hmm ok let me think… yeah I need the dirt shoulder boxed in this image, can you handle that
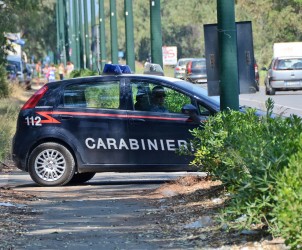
[0,164,287,250]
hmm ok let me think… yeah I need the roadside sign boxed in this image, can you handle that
[162,46,177,65]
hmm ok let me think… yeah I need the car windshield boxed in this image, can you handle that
[276,58,302,70]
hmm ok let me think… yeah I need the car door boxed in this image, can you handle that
[126,79,203,171]
[54,78,130,167]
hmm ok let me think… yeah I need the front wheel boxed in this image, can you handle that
[28,142,75,186]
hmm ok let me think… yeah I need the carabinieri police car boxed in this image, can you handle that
[12,64,221,186]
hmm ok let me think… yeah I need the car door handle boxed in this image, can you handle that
[60,115,73,120]
[131,118,146,122]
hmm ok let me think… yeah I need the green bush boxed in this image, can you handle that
[0,65,10,98]
[189,99,302,241]
[69,69,98,78]
[272,139,302,249]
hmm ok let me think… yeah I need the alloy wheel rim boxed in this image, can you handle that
[34,149,66,182]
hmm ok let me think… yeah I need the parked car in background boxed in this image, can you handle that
[263,56,302,95]
[144,62,164,76]
[185,58,207,84]
[174,58,194,79]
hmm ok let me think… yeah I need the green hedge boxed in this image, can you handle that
[272,141,302,249]
[69,69,98,78]
[188,99,302,248]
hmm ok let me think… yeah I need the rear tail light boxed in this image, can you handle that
[186,62,192,74]
[21,85,48,110]
[272,59,278,70]
[175,66,180,71]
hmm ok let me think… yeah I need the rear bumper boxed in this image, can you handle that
[271,80,302,89]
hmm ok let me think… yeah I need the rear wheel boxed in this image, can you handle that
[68,172,96,184]
[28,142,75,186]
[255,81,260,91]
[265,82,275,95]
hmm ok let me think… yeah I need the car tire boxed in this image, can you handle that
[68,172,96,185]
[265,85,275,95]
[28,142,75,186]
[265,87,276,95]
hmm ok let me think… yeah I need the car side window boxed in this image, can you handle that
[64,81,120,109]
[197,102,212,116]
[131,81,191,114]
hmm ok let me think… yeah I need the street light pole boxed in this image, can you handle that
[124,0,135,72]
[98,0,107,70]
[78,0,84,68]
[91,0,97,71]
[110,0,118,64]
[217,0,239,111]
[83,0,90,69]
[72,0,80,69]
[150,0,163,68]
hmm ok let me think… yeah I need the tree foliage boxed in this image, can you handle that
[115,0,302,66]
[0,0,56,64]
[2,1,302,69]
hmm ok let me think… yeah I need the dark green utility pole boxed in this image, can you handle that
[78,0,84,68]
[99,0,107,70]
[72,0,80,68]
[217,0,239,111]
[110,0,118,64]
[83,0,90,69]
[58,0,66,64]
[91,0,97,71]
[124,0,135,72]
[56,1,60,64]
[150,0,163,68]
[68,0,76,67]
[62,0,70,62]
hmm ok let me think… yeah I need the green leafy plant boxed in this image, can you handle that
[0,65,10,98]
[188,98,302,241]
[69,69,98,78]
[271,138,302,249]
[0,98,20,162]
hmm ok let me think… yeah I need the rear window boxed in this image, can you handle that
[63,81,120,109]
[276,58,302,70]
[192,60,206,69]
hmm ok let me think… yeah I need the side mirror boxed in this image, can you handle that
[181,104,200,123]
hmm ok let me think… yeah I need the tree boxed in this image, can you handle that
[0,0,56,64]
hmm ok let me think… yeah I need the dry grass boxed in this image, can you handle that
[0,84,33,163]
[141,175,287,249]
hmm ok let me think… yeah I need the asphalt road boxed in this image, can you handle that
[3,170,205,250]
[199,84,302,117]
[239,87,302,117]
